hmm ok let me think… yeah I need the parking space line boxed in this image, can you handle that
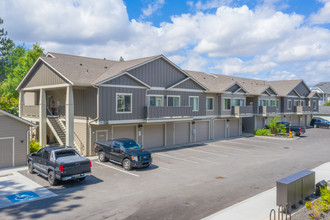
[221,140,264,148]
[238,138,277,144]
[95,162,139,177]
[207,144,249,152]
[154,153,199,164]
[188,148,228,157]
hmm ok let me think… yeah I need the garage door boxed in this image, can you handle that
[214,120,225,140]
[300,116,306,126]
[174,122,190,145]
[291,116,299,126]
[229,119,239,137]
[196,121,209,142]
[306,115,312,126]
[143,124,164,149]
[284,116,291,124]
[0,138,13,168]
[113,126,136,140]
[256,117,264,130]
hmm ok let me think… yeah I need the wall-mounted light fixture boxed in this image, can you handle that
[21,140,24,143]
[192,121,195,124]
[138,124,143,128]
[226,119,230,122]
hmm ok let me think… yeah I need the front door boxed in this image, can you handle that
[96,130,108,142]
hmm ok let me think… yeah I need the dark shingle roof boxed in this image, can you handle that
[313,82,330,94]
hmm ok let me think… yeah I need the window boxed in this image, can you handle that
[294,100,299,106]
[116,93,132,113]
[189,96,199,111]
[148,95,163,107]
[271,100,276,107]
[223,98,231,110]
[233,98,245,106]
[276,100,279,108]
[300,100,305,106]
[206,97,214,111]
[168,96,180,107]
[288,100,292,109]
[313,100,317,109]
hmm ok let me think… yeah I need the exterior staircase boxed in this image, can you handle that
[46,116,82,153]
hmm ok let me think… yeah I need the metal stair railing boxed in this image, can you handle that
[269,203,291,220]
[56,118,82,154]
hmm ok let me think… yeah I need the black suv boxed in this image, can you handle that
[310,118,330,128]
[94,138,152,170]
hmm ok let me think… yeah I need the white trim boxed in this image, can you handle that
[206,97,214,111]
[99,84,147,89]
[96,130,109,142]
[287,100,292,110]
[125,72,151,88]
[0,109,37,127]
[96,72,126,86]
[167,77,191,89]
[189,96,199,112]
[16,57,43,90]
[0,137,15,167]
[146,94,165,107]
[97,72,151,88]
[22,83,71,91]
[116,93,133,114]
[167,95,181,107]
[222,98,231,110]
[150,87,204,93]
[46,53,56,58]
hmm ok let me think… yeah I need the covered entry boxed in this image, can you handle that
[143,124,165,149]
[174,122,190,145]
[228,119,239,137]
[196,121,209,142]
[214,119,225,140]
[113,125,136,140]
[0,138,14,168]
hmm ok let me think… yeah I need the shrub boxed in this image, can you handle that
[30,140,41,153]
[305,185,330,219]
[254,128,271,136]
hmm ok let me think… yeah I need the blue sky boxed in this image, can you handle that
[1,0,330,86]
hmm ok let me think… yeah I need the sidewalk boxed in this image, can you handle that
[203,162,330,220]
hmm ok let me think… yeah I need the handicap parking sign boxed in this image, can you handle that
[6,191,40,203]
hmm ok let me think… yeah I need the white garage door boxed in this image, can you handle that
[300,116,306,127]
[229,119,239,137]
[284,116,291,124]
[143,124,164,149]
[113,126,136,140]
[291,116,299,126]
[174,122,190,145]
[256,117,264,130]
[0,138,14,168]
[214,120,225,140]
[196,121,209,142]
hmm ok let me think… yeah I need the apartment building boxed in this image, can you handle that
[17,53,319,155]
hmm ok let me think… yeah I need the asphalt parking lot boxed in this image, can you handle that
[1,128,330,220]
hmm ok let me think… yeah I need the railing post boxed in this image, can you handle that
[39,89,47,147]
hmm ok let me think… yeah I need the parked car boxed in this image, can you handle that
[277,122,306,136]
[310,118,330,128]
[27,145,92,186]
[94,138,152,170]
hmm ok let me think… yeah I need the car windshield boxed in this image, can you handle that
[55,150,78,159]
[120,140,141,150]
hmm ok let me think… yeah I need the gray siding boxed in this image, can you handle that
[294,82,310,97]
[105,74,145,87]
[99,87,146,121]
[267,88,277,95]
[288,90,298,96]
[206,94,218,115]
[74,122,88,156]
[22,63,68,88]
[73,87,97,118]
[0,115,31,167]
[174,78,204,90]
[226,84,240,92]
[219,94,246,116]
[128,58,186,87]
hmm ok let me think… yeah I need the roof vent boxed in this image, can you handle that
[105,66,108,69]
[80,64,83,66]
[210,74,218,78]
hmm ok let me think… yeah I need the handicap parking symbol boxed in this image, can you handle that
[6,191,40,203]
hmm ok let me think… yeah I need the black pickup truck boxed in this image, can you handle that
[27,145,92,185]
[94,138,152,170]
[277,122,306,136]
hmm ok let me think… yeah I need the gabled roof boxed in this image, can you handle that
[268,80,302,97]
[0,109,37,127]
[312,82,330,94]
[307,91,321,98]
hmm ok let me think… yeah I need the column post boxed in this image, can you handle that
[39,89,46,147]
[66,86,74,147]
[18,90,24,117]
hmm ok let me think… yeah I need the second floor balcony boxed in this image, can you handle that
[258,106,277,115]
[231,106,253,117]
[144,106,196,119]
[294,106,316,114]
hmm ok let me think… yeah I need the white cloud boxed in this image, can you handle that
[193,0,234,10]
[141,0,165,17]
[1,0,330,84]
[309,0,330,24]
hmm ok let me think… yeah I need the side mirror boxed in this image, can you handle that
[31,153,36,156]
[114,146,121,152]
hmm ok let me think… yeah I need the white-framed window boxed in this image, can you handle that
[148,95,164,107]
[288,100,292,109]
[206,97,214,111]
[300,100,305,106]
[223,98,231,110]
[276,100,279,108]
[271,100,276,107]
[313,100,317,109]
[233,98,245,106]
[167,95,180,107]
[189,96,199,111]
[116,93,132,113]
[259,100,270,106]
[294,100,299,106]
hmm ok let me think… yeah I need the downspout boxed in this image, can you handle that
[88,85,99,155]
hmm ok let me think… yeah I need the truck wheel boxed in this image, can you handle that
[123,158,132,170]
[48,170,58,186]
[98,151,107,162]
[28,161,35,174]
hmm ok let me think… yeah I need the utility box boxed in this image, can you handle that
[276,170,315,207]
